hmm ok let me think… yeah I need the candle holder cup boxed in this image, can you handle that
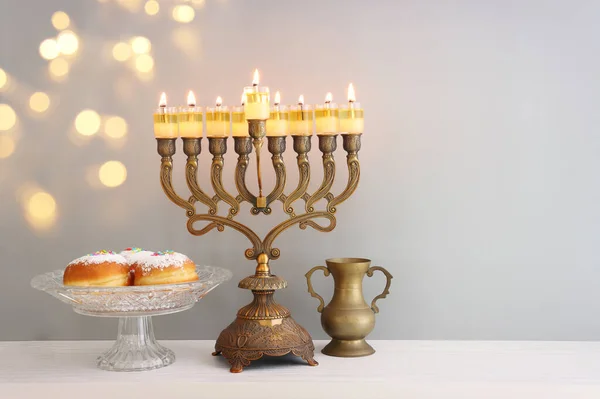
[156,118,362,372]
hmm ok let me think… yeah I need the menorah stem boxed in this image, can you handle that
[182,138,217,214]
[306,135,337,213]
[248,120,267,208]
[157,138,195,217]
[283,136,311,216]
[265,136,287,207]
[233,137,257,207]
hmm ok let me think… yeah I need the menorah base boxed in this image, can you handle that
[212,288,318,373]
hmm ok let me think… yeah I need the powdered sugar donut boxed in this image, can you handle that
[132,250,198,285]
[63,250,131,287]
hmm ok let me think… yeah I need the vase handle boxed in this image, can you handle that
[305,266,330,313]
[367,266,393,314]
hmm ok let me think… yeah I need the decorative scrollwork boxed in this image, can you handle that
[185,158,217,215]
[211,162,240,218]
[234,154,257,206]
[283,155,310,215]
[187,214,263,260]
[306,153,335,213]
[160,159,195,217]
[328,156,360,214]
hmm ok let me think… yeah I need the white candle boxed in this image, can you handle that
[289,95,313,136]
[178,91,203,138]
[315,92,339,135]
[153,92,178,138]
[266,91,288,137]
[206,96,230,137]
[339,83,364,134]
[244,69,270,120]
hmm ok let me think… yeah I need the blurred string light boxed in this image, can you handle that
[118,0,143,12]
[51,11,70,30]
[49,58,70,80]
[135,54,154,73]
[75,109,101,136]
[0,68,8,91]
[29,92,51,113]
[98,161,127,187]
[104,116,128,138]
[171,27,200,57]
[39,39,60,60]
[144,0,159,15]
[23,190,58,230]
[57,30,79,55]
[0,136,16,159]
[112,42,132,61]
[131,36,151,54]
[172,5,195,23]
[0,104,17,131]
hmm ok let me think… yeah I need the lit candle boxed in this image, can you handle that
[178,91,203,138]
[315,92,339,135]
[266,91,288,137]
[339,83,364,134]
[243,69,270,120]
[206,96,230,137]
[289,95,313,136]
[232,93,248,137]
[153,92,178,138]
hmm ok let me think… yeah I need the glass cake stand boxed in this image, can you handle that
[31,265,232,372]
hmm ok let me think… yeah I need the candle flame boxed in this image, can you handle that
[187,91,196,107]
[298,95,304,106]
[347,83,356,103]
[159,92,167,107]
[252,69,259,86]
[274,91,281,105]
[216,96,222,106]
[241,92,246,105]
[325,92,333,103]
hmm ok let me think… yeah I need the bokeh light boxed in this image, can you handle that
[0,136,16,159]
[51,11,70,30]
[191,0,206,7]
[135,54,154,73]
[0,104,17,131]
[39,39,60,60]
[172,27,200,57]
[25,191,57,230]
[112,42,132,61]
[172,5,195,23]
[0,68,8,91]
[99,161,127,187]
[48,58,70,80]
[75,109,101,136]
[57,30,79,55]
[104,116,128,138]
[29,92,51,113]
[118,0,143,12]
[144,0,159,15]
[131,36,151,54]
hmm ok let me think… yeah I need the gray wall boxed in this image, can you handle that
[1,0,600,341]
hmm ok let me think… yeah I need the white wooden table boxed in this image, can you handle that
[1,340,599,398]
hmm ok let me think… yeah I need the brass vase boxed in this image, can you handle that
[306,258,392,357]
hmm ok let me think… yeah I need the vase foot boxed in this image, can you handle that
[321,338,375,357]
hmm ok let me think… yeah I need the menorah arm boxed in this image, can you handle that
[283,136,311,216]
[233,137,257,207]
[306,135,337,213]
[263,211,336,260]
[187,214,263,260]
[328,134,361,214]
[209,138,240,218]
[183,139,218,215]
[157,139,195,217]
[265,136,287,208]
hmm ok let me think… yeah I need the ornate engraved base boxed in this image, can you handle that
[212,288,318,373]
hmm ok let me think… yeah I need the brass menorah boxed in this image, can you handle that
[156,119,361,372]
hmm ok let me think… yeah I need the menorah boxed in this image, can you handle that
[156,112,361,373]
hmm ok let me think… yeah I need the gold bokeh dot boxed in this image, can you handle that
[57,30,79,55]
[25,191,58,230]
[75,109,101,136]
[29,92,51,113]
[39,39,60,60]
[0,69,8,90]
[172,27,200,57]
[172,5,195,23]
[144,0,159,15]
[49,58,70,79]
[0,136,16,159]
[99,161,127,187]
[112,42,132,62]
[191,0,206,7]
[104,116,128,138]
[0,104,16,131]
[131,36,151,54]
[51,11,70,30]
[135,54,154,73]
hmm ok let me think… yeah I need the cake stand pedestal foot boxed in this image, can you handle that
[97,316,175,372]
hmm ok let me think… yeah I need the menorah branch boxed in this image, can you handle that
[157,138,196,217]
[209,138,240,218]
[328,134,361,213]
[283,136,311,216]
[265,136,287,208]
[306,135,337,213]
[183,138,218,215]
[233,137,258,209]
